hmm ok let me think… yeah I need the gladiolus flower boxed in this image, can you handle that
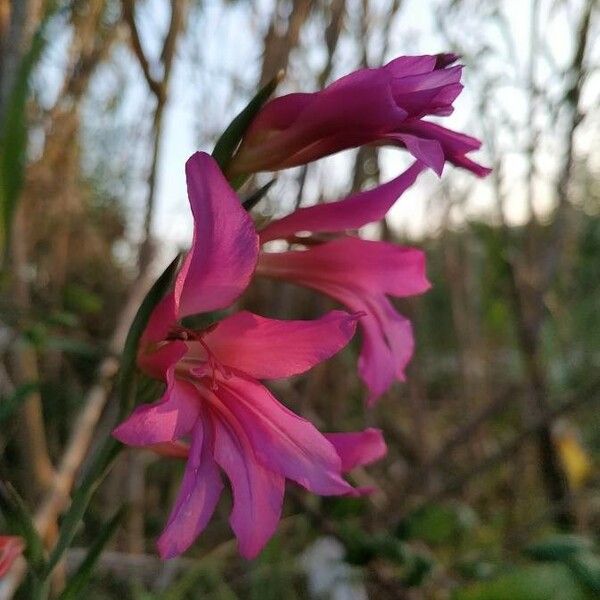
[113,152,387,559]
[229,54,490,178]
[257,162,431,405]
[0,536,25,578]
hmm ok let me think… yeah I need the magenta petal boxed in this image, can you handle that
[391,65,462,94]
[148,441,190,459]
[244,92,313,138]
[212,411,284,558]
[357,296,414,405]
[393,121,491,177]
[356,314,397,403]
[175,152,259,317]
[259,162,425,243]
[258,238,430,299]
[137,293,188,380]
[231,53,487,177]
[257,245,419,404]
[203,310,357,380]
[394,133,445,176]
[113,371,199,446]
[137,339,187,381]
[233,67,404,173]
[384,55,438,77]
[157,419,223,559]
[140,292,177,345]
[219,375,356,496]
[0,536,25,578]
[325,429,387,472]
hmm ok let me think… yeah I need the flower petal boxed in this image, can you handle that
[390,121,491,178]
[211,407,284,558]
[394,133,445,175]
[257,247,418,404]
[0,536,25,578]
[175,152,259,317]
[203,309,357,380]
[157,417,223,559]
[148,441,190,459]
[112,370,199,446]
[258,237,430,299]
[218,375,357,496]
[259,162,425,243]
[244,92,313,138]
[140,292,177,345]
[324,429,387,472]
[384,54,439,77]
[232,65,405,173]
[137,292,188,380]
[230,54,483,175]
[357,295,414,405]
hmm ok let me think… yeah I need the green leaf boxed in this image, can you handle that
[396,503,476,545]
[58,505,127,600]
[341,526,408,566]
[118,254,180,417]
[46,311,80,329]
[64,284,103,315]
[43,438,121,577]
[524,534,594,562]
[46,336,104,359]
[23,322,49,347]
[0,1,59,258]
[212,72,282,182]
[0,381,39,422]
[0,480,46,576]
[453,564,592,600]
[339,524,379,565]
[402,553,434,588]
[162,560,238,600]
[566,553,600,595]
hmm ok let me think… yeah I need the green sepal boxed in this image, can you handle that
[242,178,276,211]
[211,72,282,184]
[118,254,181,417]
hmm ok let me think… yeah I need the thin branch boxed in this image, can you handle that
[160,0,186,79]
[122,0,165,100]
[420,387,599,505]
[122,0,190,271]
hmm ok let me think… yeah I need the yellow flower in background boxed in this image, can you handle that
[553,421,593,490]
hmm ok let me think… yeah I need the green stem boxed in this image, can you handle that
[30,574,50,600]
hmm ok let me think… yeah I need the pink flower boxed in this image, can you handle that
[0,536,25,578]
[230,54,490,178]
[113,152,386,559]
[256,162,431,405]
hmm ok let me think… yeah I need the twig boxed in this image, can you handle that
[415,390,513,481]
[10,189,55,498]
[419,389,599,505]
[122,0,190,271]
[121,0,164,100]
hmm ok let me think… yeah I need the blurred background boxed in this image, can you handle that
[1,0,599,598]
